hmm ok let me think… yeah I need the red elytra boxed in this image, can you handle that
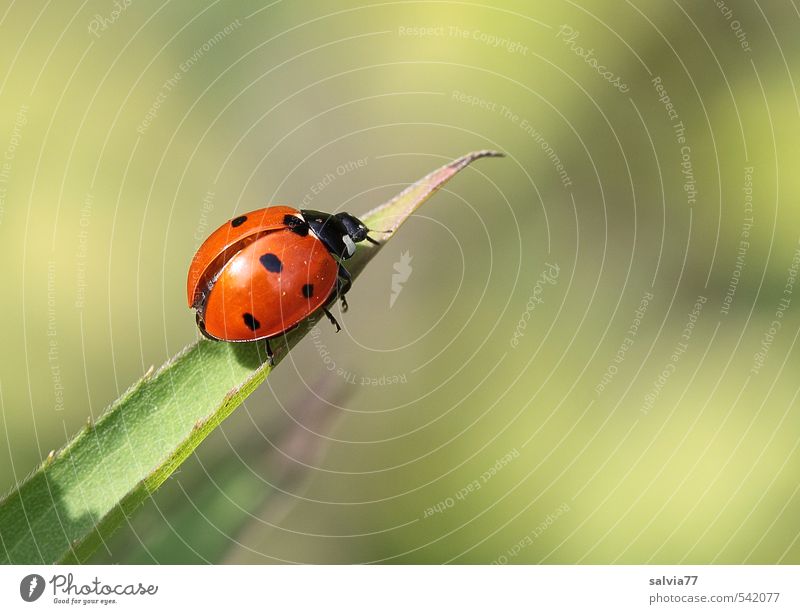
[187,205,377,350]
[186,206,298,309]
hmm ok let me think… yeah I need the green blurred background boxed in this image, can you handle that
[1,0,799,563]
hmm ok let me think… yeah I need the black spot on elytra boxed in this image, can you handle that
[259,253,282,273]
[302,283,314,298]
[231,215,247,227]
[243,312,260,330]
[284,214,309,236]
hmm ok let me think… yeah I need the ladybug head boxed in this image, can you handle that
[301,209,384,260]
[335,212,369,243]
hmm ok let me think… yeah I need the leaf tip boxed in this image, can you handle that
[449,150,505,172]
[471,149,505,159]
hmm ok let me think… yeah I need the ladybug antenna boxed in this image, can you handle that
[366,228,392,245]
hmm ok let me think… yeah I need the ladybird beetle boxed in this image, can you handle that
[187,206,383,363]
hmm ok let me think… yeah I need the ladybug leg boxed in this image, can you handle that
[321,265,349,329]
[336,264,352,312]
[264,338,275,366]
[322,307,342,333]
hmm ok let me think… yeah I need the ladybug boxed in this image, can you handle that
[187,206,383,363]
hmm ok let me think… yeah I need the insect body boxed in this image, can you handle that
[187,206,380,362]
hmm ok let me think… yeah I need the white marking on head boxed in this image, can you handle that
[343,234,356,257]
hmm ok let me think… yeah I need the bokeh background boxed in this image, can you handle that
[1,0,799,563]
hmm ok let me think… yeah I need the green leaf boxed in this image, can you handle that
[94,381,350,564]
[0,150,503,564]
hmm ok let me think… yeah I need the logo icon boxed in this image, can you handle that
[20,574,46,602]
[390,251,413,308]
